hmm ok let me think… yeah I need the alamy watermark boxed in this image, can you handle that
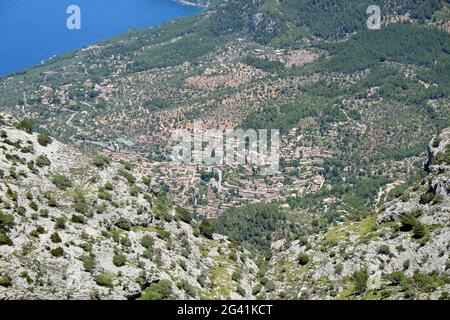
[170,121,280,176]
[367,5,381,30]
[67,5,81,30]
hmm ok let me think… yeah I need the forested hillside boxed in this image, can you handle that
[0,0,450,300]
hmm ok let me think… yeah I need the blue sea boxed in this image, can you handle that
[0,0,201,76]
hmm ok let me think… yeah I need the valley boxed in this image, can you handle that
[0,0,450,300]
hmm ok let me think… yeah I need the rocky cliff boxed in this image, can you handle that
[263,130,450,300]
[0,116,257,300]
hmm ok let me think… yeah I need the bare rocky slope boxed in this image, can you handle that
[0,114,449,300]
[0,115,257,300]
[263,130,450,300]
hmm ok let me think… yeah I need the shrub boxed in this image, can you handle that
[298,253,310,266]
[93,154,111,169]
[48,197,58,207]
[419,192,442,205]
[0,230,13,246]
[177,279,196,298]
[334,263,344,275]
[178,259,187,271]
[140,280,173,300]
[140,235,154,249]
[98,189,112,201]
[116,218,131,231]
[400,214,427,239]
[265,280,276,292]
[118,169,136,184]
[439,292,449,300]
[73,199,89,214]
[197,271,208,287]
[52,174,72,190]
[82,255,96,273]
[0,212,15,230]
[387,271,406,285]
[50,247,64,257]
[252,283,263,295]
[175,206,192,223]
[36,155,50,167]
[55,217,66,229]
[16,206,26,215]
[377,245,391,255]
[29,202,38,211]
[37,133,52,146]
[237,286,246,297]
[104,182,114,190]
[113,253,126,267]
[228,251,238,262]
[130,185,139,197]
[199,218,215,239]
[403,259,411,270]
[232,269,243,282]
[94,273,114,288]
[71,214,86,224]
[412,222,427,239]
[432,136,441,148]
[16,118,33,133]
[0,275,12,287]
[39,209,49,218]
[352,269,369,294]
[412,270,438,292]
[433,145,450,165]
[50,232,62,243]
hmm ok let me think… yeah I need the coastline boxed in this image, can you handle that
[0,1,204,77]
[175,0,209,8]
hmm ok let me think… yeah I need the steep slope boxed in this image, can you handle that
[0,115,257,300]
[263,131,450,300]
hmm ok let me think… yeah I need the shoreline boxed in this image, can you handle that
[175,0,209,8]
[1,2,205,78]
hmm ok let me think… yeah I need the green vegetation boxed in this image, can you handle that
[377,245,391,256]
[118,169,136,184]
[37,133,52,146]
[15,118,33,133]
[36,155,50,167]
[50,232,62,243]
[0,211,14,230]
[116,218,131,231]
[243,55,286,75]
[352,269,369,294]
[175,206,192,223]
[400,214,428,239]
[0,230,13,246]
[50,247,65,257]
[199,218,215,239]
[113,253,126,267]
[93,154,111,169]
[94,273,115,288]
[0,275,12,287]
[216,203,285,252]
[82,255,96,273]
[297,253,310,266]
[140,235,155,249]
[140,279,173,300]
[52,174,72,190]
[433,145,450,165]
[71,214,86,224]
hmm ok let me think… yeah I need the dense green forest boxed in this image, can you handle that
[216,203,286,252]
